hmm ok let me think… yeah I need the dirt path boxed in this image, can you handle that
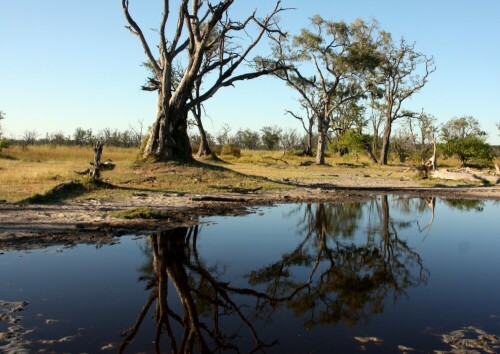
[0,175,499,249]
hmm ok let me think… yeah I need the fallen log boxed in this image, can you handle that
[430,169,500,184]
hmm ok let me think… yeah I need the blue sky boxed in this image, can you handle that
[0,0,499,144]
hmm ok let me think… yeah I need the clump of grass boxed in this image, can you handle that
[19,177,115,204]
[108,207,166,220]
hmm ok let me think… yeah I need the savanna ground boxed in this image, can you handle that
[0,145,499,247]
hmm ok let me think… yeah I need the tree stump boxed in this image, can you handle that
[89,141,104,179]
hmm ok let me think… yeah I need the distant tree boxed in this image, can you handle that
[46,131,69,146]
[129,119,145,147]
[22,130,38,145]
[215,124,232,147]
[335,129,371,162]
[261,126,282,150]
[402,112,437,163]
[0,111,8,152]
[441,116,492,167]
[280,128,301,152]
[285,98,317,156]
[234,128,260,150]
[122,0,288,162]
[272,17,381,164]
[0,110,5,138]
[371,36,435,165]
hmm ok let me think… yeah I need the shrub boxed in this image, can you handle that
[220,143,241,157]
[0,139,10,152]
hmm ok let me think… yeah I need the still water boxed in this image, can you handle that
[1,196,499,353]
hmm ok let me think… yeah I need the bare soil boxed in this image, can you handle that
[1,173,499,250]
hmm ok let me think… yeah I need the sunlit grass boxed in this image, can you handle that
[0,144,481,203]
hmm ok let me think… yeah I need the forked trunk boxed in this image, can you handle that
[142,93,193,162]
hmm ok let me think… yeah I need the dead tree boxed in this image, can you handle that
[424,139,438,171]
[89,141,104,179]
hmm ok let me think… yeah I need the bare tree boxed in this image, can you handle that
[285,98,317,156]
[128,119,145,147]
[122,0,289,162]
[371,37,435,165]
[22,130,38,146]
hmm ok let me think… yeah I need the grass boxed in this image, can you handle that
[107,207,167,220]
[0,144,492,203]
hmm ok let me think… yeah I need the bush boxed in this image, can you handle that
[220,143,241,158]
[0,139,10,152]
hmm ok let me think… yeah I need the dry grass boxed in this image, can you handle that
[0,145,134,202]
[0,145,474,203]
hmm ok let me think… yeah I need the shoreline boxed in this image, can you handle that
[0,181,499,250]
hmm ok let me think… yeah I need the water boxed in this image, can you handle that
[1,196,499,353]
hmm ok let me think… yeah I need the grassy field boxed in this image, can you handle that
[0,144,483,203]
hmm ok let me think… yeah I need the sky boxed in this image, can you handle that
[0,0,499,144]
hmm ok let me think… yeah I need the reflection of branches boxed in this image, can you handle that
[417,197,436,240]
[121,197,431,352]
[250,199,429,329]
[120,227,279,354]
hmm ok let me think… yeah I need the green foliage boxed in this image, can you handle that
[442,135,492,167]
[441,116,492,166]
[261,126,282,150]
[233,128,260,150]
[220,144,241,158]
[442,199,484,212]
[108,207,167,220]
[0,139,10,152]
[334,130,370,160]
[336,130,366,151]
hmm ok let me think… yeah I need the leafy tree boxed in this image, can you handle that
[441,116,492,167]
[272,16,382,164]
[122,0,288,162]
[371,36,435,165]
[261,126,282,150]
[234,128,260,150]
[335,130,372,162]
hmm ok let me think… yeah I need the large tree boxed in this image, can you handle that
[372,37,435,165]
[122,0,288,162]
[272,17,381,164]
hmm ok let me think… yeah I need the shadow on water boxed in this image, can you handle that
[119,195,431,353]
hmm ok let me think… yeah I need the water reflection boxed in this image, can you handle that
[120,226,280,353]
[250,196,429,328]
[120,196,433,353]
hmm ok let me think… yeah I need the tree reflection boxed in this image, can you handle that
[120,197,431,352]
[120,226,280,354]
[249,197,429,328]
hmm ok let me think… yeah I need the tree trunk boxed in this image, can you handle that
[315,120,327,165]
[379,117,392,165]
[303,126,314,157]
[194,108,213,158]
[196,132,212,158]
[142,93,193,162]
[363,141,378,163]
